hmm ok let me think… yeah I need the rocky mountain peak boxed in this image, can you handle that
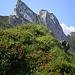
[9,0,36,26]
[39,9,68,41]
[9,0,68,41]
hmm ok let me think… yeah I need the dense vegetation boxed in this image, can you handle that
[0,23,75,75]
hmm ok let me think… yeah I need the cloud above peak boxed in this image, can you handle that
[60,23,75,35]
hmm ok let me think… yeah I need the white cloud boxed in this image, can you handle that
[60,23,75,35]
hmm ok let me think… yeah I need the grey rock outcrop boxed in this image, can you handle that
[60,40,70,52]
[9,0,68,41]
[70,32,75,37]
[9,0,36,26]
[39,9,68,41]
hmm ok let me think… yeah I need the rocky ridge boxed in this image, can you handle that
[9,0,36,26]
[9,0,68,41]
[39,10,67,41]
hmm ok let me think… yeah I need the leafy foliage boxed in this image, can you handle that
[0,23,75,75]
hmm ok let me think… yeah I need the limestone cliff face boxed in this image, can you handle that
[9,0,36,26]
[39,9,68,41]
[9,0,68,41]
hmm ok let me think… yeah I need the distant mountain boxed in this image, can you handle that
[67,32,75,52]
[0,16,8,20]
[70,32,75,37]
[0,16,9,29]
[9,0,68,41]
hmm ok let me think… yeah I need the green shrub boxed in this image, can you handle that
[0,23,75,75]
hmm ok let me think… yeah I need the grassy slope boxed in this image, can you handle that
[0,23,75,75]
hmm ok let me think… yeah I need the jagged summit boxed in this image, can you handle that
[17,0,21,2]
[9,0,36,26]
[39,9,68,41]
[9,0,68,41]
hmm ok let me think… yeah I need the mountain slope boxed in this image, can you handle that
[0,24,75,75]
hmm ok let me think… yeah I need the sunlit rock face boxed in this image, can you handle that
[39,9,68,41]
[9,0,36,26]
[9,0,68,41]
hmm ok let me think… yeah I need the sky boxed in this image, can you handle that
[0,0,75,35]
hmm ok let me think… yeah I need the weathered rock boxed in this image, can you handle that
[9,0,67,41]
[9,0,36,26]
[9,0,74,54]
[60,40,70,52]
[39,9,68,41]
[59,40,74,55]
[70,32,75,37]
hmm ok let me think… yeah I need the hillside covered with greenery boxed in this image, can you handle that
[0,23,75,75]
